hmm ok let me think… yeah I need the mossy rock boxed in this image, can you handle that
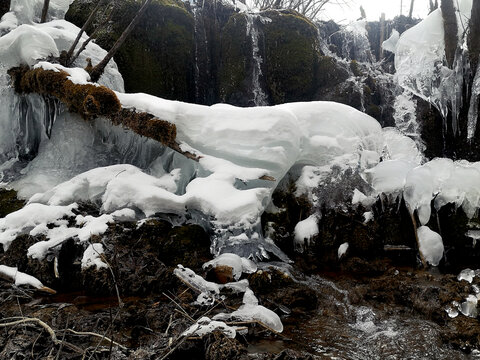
[263,10,320,104]
[218,13,250,105]
[0,189,24,218]
[66,0,195,101]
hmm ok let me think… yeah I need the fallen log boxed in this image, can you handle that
[7,65,200,161]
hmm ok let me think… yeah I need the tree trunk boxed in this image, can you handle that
[408,0,415,18]
[441,0,457,69]
[89,0,153,82]
[379,13,385,61]
[40,0,50,23]
[468,0,480,71]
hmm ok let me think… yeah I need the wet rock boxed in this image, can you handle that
[0,188,24,218]
[204,331,247,360]
[262,10,321,104]
[66,0,195,100]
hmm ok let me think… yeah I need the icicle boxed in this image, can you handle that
[467,62,480,140]
[245,13,268,106]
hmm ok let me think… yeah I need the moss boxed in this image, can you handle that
[316,56,349,89]
[248,268,294,295]
[109,109,176,146]
[350,60,364,77]
[262,10,320,104]
[219,13,249,104]
[8,66,121,119]
[66,0,195,100]
[0,189,24,218]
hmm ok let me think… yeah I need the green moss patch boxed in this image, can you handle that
[66,0,195,100]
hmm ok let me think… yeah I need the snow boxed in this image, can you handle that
[417,226,444,266]
[0,203,77,250]
[34,61,91,85]
[0,25,59,67]
[294,215,319,252]
[213,288,283,332]
[81,243,108,270]
[182,317,237,339]
[203,253,257,281]
[0,264,45,289]
[338,242,349,259]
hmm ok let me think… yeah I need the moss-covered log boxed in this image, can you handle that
[8,65,121,119]
[7,66,199,161]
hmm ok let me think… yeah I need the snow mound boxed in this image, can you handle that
[417,226,444,266]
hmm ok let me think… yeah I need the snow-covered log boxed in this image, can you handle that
[6,65,200,160]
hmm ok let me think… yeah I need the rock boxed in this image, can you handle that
[0,189,24,218]
[262,10,321,104]
[66,0,195,100]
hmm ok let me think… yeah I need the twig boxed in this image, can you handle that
[0,317,83,354]
[55,315,69,360]
[63,328,127,350]
[163,292,192,320]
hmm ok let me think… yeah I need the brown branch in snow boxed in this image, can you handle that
[7,65,200,161]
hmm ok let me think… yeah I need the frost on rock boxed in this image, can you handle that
[81,243,108,270]
[417,226,444,266]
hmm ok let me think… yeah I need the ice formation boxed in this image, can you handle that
[417,226,444,266]
[382,29,399,54]
[458,268,475,283]
[395,1,473,135]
